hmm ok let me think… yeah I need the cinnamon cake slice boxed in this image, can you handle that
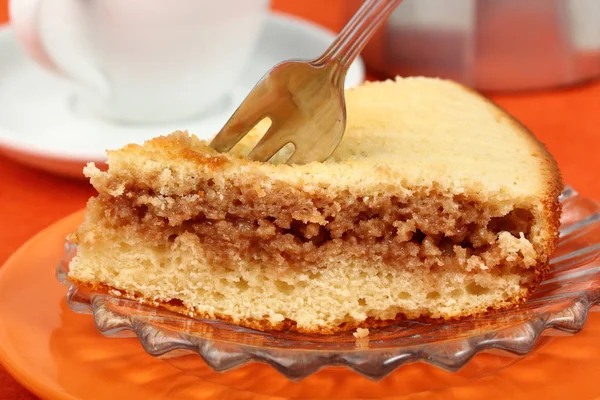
[68,77,562,334]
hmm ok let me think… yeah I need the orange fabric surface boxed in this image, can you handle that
[0,1,599,399]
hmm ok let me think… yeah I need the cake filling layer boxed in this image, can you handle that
[84,190,538,274]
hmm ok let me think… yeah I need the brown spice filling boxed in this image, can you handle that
[97,186,534,270]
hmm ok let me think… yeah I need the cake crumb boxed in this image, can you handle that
[353,328,370,339]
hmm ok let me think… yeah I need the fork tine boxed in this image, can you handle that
[247,123,293,162]
[210,82,271,153]
[286,144,317,165]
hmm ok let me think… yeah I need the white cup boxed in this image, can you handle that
[9,0,269,123]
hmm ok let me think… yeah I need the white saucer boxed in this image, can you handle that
[0,13,365,178]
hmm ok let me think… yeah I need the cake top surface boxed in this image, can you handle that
[87,77,561,206]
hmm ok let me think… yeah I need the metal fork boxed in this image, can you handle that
[209,0,403,164]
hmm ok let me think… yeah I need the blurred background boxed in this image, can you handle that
[0,1,599,398]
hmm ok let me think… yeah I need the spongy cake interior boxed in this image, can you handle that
[68,77,562,334]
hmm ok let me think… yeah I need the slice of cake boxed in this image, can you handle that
[68,77,562,334]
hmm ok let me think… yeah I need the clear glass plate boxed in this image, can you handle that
[56,186,600,381]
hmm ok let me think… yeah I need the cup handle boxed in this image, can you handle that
[9,0,109,97]
[9,0,59,71]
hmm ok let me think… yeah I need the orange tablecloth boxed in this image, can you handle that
[0,1,599,399]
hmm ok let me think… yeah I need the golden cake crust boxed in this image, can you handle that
[88,78,562,203]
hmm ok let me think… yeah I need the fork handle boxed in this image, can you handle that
[312,0,403,81]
